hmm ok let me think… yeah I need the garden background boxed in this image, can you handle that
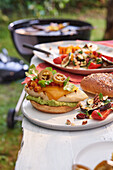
[0,0,108,169]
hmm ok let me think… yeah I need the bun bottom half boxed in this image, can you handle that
[30,100,80,114]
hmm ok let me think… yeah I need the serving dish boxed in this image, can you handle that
[73,141,113,169]
[33,40,113,75]
[22,91,113,131]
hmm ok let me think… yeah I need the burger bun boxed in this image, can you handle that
[30,100,80,114]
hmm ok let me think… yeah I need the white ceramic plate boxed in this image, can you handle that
[74,141,113,169]
[22,98,113,131]
[33,40,113,75]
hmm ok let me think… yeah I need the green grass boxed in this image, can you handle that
[0,21,24,170]
[57,8,106,41]
[0,81,23,170]
[0,24,21,59]
[0,8,106,170]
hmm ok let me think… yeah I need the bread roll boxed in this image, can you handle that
[30,100,80,114]
[80,73,113,97]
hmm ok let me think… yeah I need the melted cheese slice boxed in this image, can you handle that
[41,86,71,100]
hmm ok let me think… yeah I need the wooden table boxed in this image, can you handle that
[15,56,113,170]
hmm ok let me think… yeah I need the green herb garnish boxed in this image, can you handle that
[97,111,102,117]
[46,67,57,75]
[104,99,111,104]
[78,50,83,54]
[64,77,70,86]
[99,93,103,100]
[96,58,103,64]
[38,79,53,87]
[25,64,38,80]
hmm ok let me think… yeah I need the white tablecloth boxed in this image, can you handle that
[15,56,113,170]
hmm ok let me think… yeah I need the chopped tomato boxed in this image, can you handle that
[21,77,31,84]
[35,78,39,84]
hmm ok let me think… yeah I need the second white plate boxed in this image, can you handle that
[74,141,113,169]
[33,40,113,75]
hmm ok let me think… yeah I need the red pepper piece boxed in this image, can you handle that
[53,54,68,64]
[101,103,113,120]
[93,51,102,58]
[102,55,113,62]
[91,104,113,121]
[98,53,102,58]
[53,56,62,64]
[93,51,99,57]
[60,54,68,60]
[93,51,113,62]
[88,62,102,69]
[101,109,112,120]
[91,109,103,120]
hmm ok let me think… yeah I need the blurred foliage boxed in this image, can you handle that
[68,0,107,8]
[0,0,107,18]
[27,0,70,16]
[0,10,9,23]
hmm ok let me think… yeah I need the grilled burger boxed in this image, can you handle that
[22,65,88,113]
